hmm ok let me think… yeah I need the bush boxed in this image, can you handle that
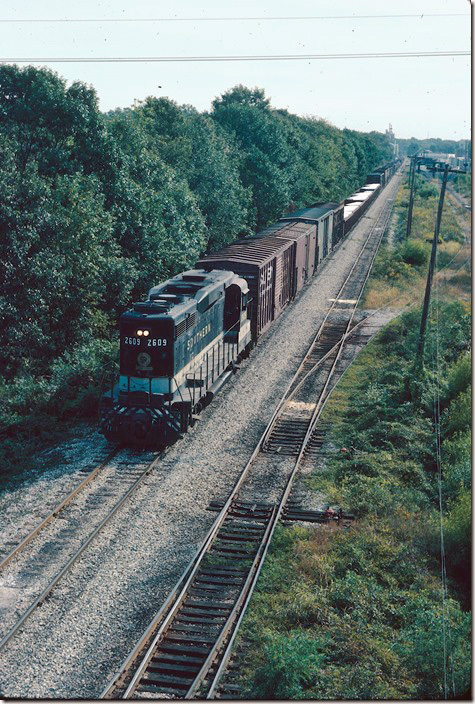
[0,338,118,478]
[417,180,438,199]
[400,240,429,267]
[443,487,471,601]
[251,631,327,699]
[395,595,471,698]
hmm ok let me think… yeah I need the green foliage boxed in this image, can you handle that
[443,487,471,605]
[400,239,429,267]
[128,97,252,251]
[0,338,117,477]
[444,352,471,402]
[0,66,394,474]
[451,173,471,200]
[370,239,429,290]
[251,631,327,700]
[240,514,471,699]
[416,179,439,200]
[397,137,469,159]
[238,304,471,700]
[394,595,471,698]
[212,87,391,227]
[441,431,471,505]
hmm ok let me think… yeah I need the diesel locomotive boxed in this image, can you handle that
[101,269,251,445]
[100,160,400,446]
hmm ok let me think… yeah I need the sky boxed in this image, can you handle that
[0,0,471,140]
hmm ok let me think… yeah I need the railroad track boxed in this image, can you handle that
[0,448,163,652]
[101,170,402,700]
[0,448,119,571]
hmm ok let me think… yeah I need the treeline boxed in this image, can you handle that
[397,136,470,158]
[0,65,392,466]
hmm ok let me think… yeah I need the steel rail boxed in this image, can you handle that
[100,304,398,699]
[204,183,399,699]
[99,316,379,698]
[0,450,165,652]
[118,416,281,697]
[111,171,401,700]
[0,448,119,571]
[261,180,401,447]
[103,187,396,698]
[99,502,247,699]
[205,271,394,699]
[182,507,278,698]
[260,165,403,446]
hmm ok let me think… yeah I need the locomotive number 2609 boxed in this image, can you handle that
[124,337,167,346]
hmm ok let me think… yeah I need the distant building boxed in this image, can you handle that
[385,123,399,158]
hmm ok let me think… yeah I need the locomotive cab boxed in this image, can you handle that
[100,269,251,446]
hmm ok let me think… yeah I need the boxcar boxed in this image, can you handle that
[270,221,317,292]
[279,202,341,269]
[196,234,295,341]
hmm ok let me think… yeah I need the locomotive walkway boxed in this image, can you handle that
[0,167,404,699]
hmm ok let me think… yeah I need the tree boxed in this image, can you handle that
[130,97,251,251]
[0,64,116,179]
[212,86,292,227]
[0,145,127,377]
[105,109,207,295]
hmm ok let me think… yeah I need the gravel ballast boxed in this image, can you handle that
[0,172,404,699]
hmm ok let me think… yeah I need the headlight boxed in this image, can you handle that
[137,330,143,336]
[143,330,150,336]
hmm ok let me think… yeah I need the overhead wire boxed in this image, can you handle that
[431,270,449,698]
[0,50,470,64]
[0,13,468,22]
[435,201,459,698]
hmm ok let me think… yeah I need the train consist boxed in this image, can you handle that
[100,160,400,445]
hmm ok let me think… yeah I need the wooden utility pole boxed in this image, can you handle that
[405,152,426,239]
[405,156,417,239]
[416,163,467,364]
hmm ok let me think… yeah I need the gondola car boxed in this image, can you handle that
[100,161,399,446]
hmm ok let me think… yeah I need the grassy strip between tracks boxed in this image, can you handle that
[235,176,471,700]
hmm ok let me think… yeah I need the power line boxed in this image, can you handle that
[0,50,470,64]
[0,13,468,23]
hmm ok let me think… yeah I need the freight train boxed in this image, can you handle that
[100,160,400,445]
